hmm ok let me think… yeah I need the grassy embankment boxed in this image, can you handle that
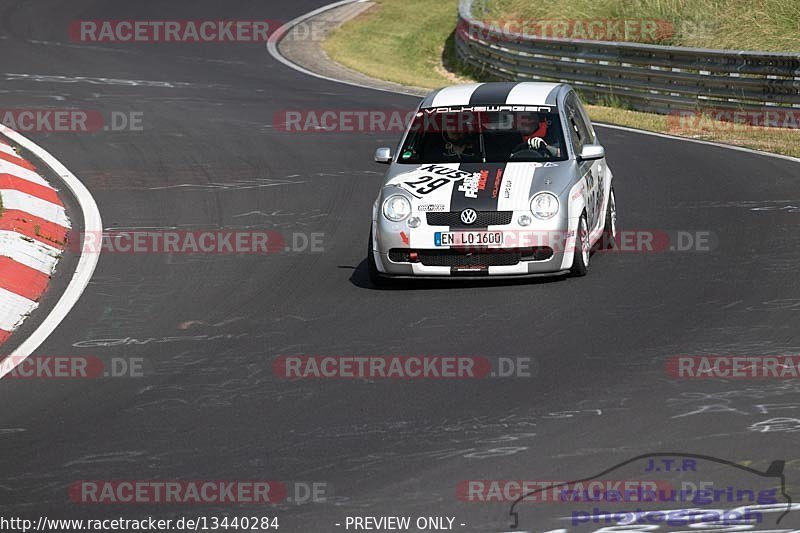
[324,0,800,157]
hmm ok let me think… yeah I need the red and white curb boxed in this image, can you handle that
[0,124,102,378]
[0,138,70,345]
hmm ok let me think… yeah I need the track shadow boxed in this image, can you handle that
[344,259,569,291]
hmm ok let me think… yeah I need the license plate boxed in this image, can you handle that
[434,231,504,246]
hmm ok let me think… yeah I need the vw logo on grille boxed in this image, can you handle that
[460,208,477,225]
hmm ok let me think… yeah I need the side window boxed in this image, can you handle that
[565,92,592,157]
[564,93,586,155]
[572,93,596,144]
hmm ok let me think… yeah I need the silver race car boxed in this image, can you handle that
[368,82,617,283]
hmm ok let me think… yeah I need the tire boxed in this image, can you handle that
[367,226,387,287]
[600,185,617,249]
[570,212,590,277]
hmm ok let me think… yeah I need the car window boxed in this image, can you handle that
[564,93,592,157]
[572,93,596,144]
[563,96,583,155]
[397,110,568,164]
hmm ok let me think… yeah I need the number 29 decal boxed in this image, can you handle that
[403,175,450,196]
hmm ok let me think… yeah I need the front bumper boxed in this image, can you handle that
[372,211,575,277]
[373,269,571,281]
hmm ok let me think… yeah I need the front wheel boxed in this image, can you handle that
[570,212,590,277]
[600,185,617,249]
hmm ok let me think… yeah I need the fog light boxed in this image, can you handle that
[518,214,532,226]
[408,216,421,228]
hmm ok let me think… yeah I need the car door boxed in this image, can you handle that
[573,94,606,233]
[565,92,604,232]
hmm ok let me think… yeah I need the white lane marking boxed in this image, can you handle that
[268,0,800,166]
[0,230,60,274]
[0,124,103,379]
[0,287,37,331]
[0,189,69,227]
[0,159,55,188]
[2,73,192,88]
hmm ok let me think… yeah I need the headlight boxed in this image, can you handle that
[383,194,412,222]
[530,192,559,220]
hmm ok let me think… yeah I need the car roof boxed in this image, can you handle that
[419,82,567,109]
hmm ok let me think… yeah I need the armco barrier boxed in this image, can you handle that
[455,0,800,120]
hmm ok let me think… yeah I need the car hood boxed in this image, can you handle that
[382,161,576,212]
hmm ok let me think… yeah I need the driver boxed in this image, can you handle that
[519,112,549,149]
[442,119,477,158]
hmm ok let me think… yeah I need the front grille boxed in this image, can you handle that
[419,250,521,267]
[388,250,411,263]
[521,247,554,261]
[418,249,520,267]
[426,211,513,227]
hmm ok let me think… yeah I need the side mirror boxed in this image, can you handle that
[577,144,605,162]
[374,147,393,164]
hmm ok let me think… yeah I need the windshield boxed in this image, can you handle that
[398,108,567,164]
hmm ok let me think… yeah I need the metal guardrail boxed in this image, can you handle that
[455,0,800,118]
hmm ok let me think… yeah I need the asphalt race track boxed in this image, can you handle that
[1,1,799,531]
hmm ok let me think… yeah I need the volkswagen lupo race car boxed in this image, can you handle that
[368,81,617,283]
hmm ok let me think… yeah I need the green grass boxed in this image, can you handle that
[324,0,465,89]
[479,0,800,51]
[324,0,800,157]
[584,105,800,158]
